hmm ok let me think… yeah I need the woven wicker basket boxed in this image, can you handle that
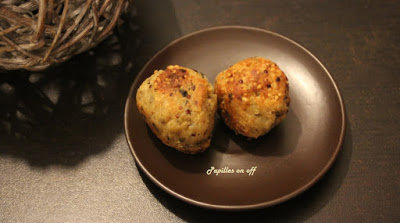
[0,0,126,71]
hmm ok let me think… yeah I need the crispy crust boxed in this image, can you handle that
[136,65,217,154]
[214,57,290,138]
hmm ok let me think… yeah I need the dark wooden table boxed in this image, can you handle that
[1,0,399,222]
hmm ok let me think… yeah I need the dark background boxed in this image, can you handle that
[1,0,399,222]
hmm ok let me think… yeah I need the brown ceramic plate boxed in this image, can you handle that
[124,26,345,210]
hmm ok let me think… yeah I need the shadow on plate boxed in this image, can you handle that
[216,110,301,157]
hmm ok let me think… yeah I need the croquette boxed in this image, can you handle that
[136,65,217,154]
[214,57,290,138]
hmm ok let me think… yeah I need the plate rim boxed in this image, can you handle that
[124,25,346,211]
